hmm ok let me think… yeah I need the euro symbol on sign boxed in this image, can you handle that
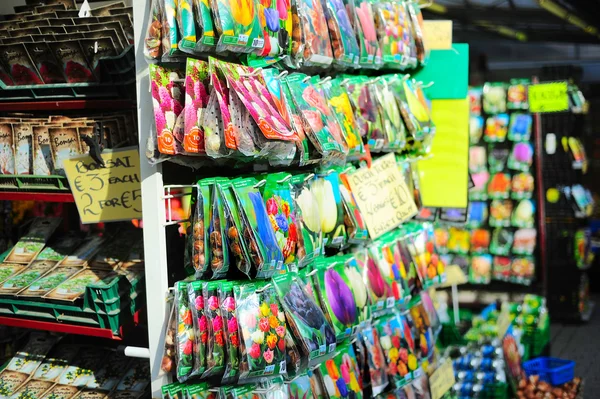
[74,176,85,192]
[121,191,131,209]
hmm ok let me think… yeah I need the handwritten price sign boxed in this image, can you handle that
[64,147,142,224]
[423,20,453,50]
[347,153,418,239]
[430,359,456,399]
[528,81,569,113]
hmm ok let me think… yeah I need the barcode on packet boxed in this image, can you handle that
[252,38,265,48]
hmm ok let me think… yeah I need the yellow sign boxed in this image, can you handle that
[418,98,469,208]
[423,20,453,50]
[347,153,417,239]
[496,309,512,339]
[430,358,456,399]
[64,147,142,224]
[529,81,569,113]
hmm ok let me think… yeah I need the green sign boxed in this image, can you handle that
[528,82,569,113]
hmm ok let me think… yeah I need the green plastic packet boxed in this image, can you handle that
[202,280,226,378]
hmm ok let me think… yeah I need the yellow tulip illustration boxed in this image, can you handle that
[231,0,255,27]
[404,81,429,122]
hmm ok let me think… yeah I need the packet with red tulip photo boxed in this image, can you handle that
[202,281,226,379]
[183,58,209,154]
[175,281,194,382]
[187,281,208,379]
[219,282,240,384]
[344,0,381,69]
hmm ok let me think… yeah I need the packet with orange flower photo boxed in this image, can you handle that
[358,326,389,395]
[318,343,363,399]
[291,0,334,68]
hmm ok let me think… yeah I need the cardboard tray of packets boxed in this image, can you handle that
[0,331,150,399]
[0,1,135,100]
[0,111,138,182]
[0,218,145,336]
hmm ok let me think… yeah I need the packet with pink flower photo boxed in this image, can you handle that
[183,59,210,154]
[187,281,208,379]
[202,280,226,379]
[149,63,185,155]
[344,0,381,68]
[234,282,287,382]
[48,40,96,83]
[219,282,240,384]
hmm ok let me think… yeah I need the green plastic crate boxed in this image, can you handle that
[479,382,509,399]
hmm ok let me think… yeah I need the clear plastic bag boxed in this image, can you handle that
[144,0,163,59]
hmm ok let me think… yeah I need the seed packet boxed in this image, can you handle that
[396,237,422,298]
[469,254,492,284]
[433,227,448,255]
[56,344,105,386]
[469,87,482,115]
[291,0,333,68]
[376,314,420,387]
[176,0,196,54]
[413,207,436,222]
[218,282,240,384]
[358,327,388,395]
[482,82,506,114]
[507,80,529,110]
[488,147,509,173]
[488,172,511,200]
[322,0,360,68]
[48,127,81,173]
[60,236,104,267]
[512,199,535,228]
[161,293,176,374]
[345,0,380,68]
[233,177,284,278]
[339,170,369,244]
[44,268,117,302]
[234,282,287,381]
[182,59,209,154]
[313,173,346,248]
[323,77,365,157]
[17,265,81,297]
[208,180,230,278]
[373,1,411,69]
[87,352,132,391]
[406,1,428,65]
[48,40,95,83]
[220,182,253,278]
[484,114,509,143]
[492,256,511,281]
[318,343,363,399]
[0,62,14,86]
[79,37,118,79]
[469,116,483,144]
[489,229,513,256]
[0,43,43,85]
[84,27,124,53]
[211,0,263,54]
[470,229,490,254]
[149,64,184,155]
[407,225,446,287]
[507,142,533,172]
[469,146,486,173]
[32,126,54,175]
[489,200,512,227]
[186,282,207,380]
[290,174,322,268]
[511,257,534,284]
[368,241,407,307]
[354,248,391,314]
[262,173,299,269]
[512,228,536,255]
[313,259,358,341]
[373,79,406,151]
[144,0,162,59]
[5,217,62,264]
[507,113,532,142]
[201,281,226,379]
[273,272,336,368]
[13,123,32,175]
[445,227,470,255]
[8,379,53,399]
[0,370,29,398]
[407,301,433,362]
[23,42,65,84]
[511,172,534,200]
[0,263,26,287]
[467,201,488,228]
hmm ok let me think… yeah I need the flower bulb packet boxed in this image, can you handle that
[470,254,492,284]
[291,0,334,68]
[470,115,484,144]
[433,227,448,255]
[358,327,389,395]
[406,225,446,287]
[161,0,180,57]
[175,281,195,382]
[368,240,408,307]
[490,228,513,256]
[344,258,370,322]
[210,178,231,279]
[489,199,512,227]
[389,77,429,142]
[343,76,383,146]
[323,77,365,157]
[262,173,299,269]
[482,82,507,114]
[191,0,216,51]
[273,272,336,368]
[407,300,434,363]
[211,0,264,53]
[219,181,253,278]
[247,0,290,63]
[372,0,412,69]
[203,62,232,158]
[232,177,284,278]
[406,1,428,65]
[0,43,44,85]
[354,248,392,314]
[507,79,529,110]
[470,229,490,254]
[318,343,363,399]
[339,168,369,244]
[322,0,360,68]
[177,0,197,53]
[507,142,533,172]
[508,113,532,142]
[149,63,185,155]
[512,228,536,256]
[485,113,510,144]
[183,58,210,154]
[492,255,511,281]
[312,173,346,248]
[219,282,241,384]
[287,373,315,399]
[373,78,406,151]
[187,281,208,379]
[202,280,226,378]
[144,0,163,59]
[191,179,213,279]
[396,236,423,298]
[512,199,535,228]
[345,0,381,68]
[290,174,323,268]
[312,258,358,341]
[376,314,420,388]
[234,282,287,381]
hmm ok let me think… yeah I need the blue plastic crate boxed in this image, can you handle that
[523,357,575,386]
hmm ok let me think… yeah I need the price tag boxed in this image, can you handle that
[529,81,569,113]
[496,309,512,339]
[429,359,456,399]
[423,20,453,50]
[347,153,418,239]
[63,147,142,224]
